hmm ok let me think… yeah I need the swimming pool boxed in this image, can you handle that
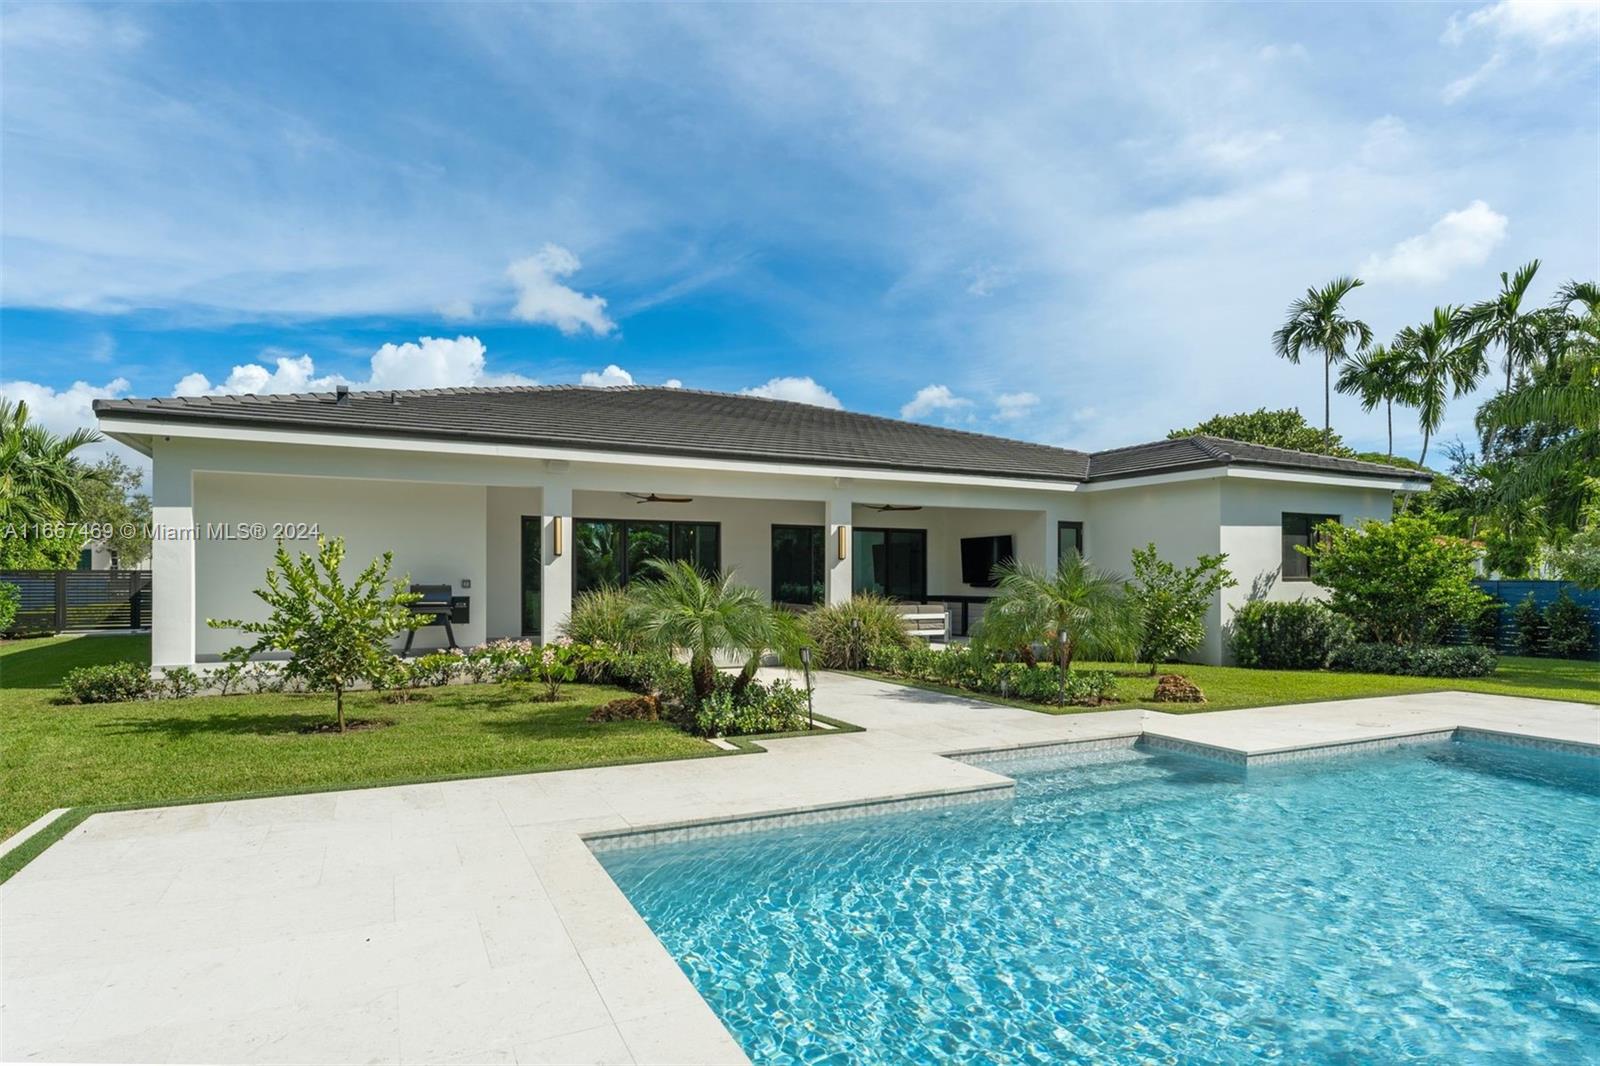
[599,740,1600,1064]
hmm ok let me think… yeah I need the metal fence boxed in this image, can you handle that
[1468,579,1599,660]
[0,570,152,634]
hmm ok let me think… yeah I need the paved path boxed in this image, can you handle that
[2,674,1594,1064]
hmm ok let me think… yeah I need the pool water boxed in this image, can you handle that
[599,742,1600,1064]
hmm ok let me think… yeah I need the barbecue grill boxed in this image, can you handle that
[403,583,459,653]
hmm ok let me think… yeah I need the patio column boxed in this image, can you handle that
[540,482,574,643]
[150,449,195,667]
[824,491,853,605]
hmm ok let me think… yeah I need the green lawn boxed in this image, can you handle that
[0,634,717,845]
[864,655,1599,716]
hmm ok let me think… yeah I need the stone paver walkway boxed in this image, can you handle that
[2,673,1594,1064]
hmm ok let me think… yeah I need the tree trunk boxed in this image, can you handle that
[1324,356,1332,444]
[691,654,716,703]
[1385,400,1393,458]
[336,684,345,733]
[1419,429,1431,468]
[731,657,758,697]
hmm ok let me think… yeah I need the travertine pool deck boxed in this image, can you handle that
[2,673,1595,1064]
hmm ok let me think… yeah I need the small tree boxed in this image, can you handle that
[1301,515,1490,646]
[977,554,1136,695]
[1544,591,1594,660]
[209,537,420,731]
[628,559,772,703]
[1127,545,1236,675]
[1512,593,1544,656]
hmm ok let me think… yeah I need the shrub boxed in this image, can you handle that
[61,661,154,703]
[536,639,580,701]
[161,665,204,700]
[804,595,912,669]
[1301,515,1490,646]
[691,679,811,737]
[0,581,19,634]
[1512,593,1544,656]
[1330,643,1498,678]
[586,648,695,706]
[561,586,646,651]
[1471,600,1503,649]
[207,536,420,732]
[1229,600,1351,669]
[1127,545,1235,674]
[1544,592,1595,660]
[409,652,461,688]
[873,644,1117,707]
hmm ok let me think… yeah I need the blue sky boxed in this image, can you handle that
[2,1,1597,464]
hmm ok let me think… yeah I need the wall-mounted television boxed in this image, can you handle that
[960,534,1014,587]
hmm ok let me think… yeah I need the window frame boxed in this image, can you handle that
[771,524,826,606]
[573,517,722,592]
[1058,521,1085,563]
[852,526,929,602]
[1281,512,1340,582]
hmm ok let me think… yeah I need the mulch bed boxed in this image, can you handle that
[297,719,395,734]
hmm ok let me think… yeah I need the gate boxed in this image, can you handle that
[0,570,152,634]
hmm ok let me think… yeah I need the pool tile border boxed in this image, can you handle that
[583,781,1015,853]
[1453,726,1600,758]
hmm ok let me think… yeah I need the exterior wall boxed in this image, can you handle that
[1084,480,1226,662]
[1219,478,1393,617]
[192,471,489,659]
[486,486,542,640]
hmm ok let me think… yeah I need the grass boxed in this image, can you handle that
[0,634,719,849]
[862,655,1600,716]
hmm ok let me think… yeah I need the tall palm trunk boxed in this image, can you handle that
[1324,356,1332,443]
[1419,429,1431,468]
[1385,399,1393,457]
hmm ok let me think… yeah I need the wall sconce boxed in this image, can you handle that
[552,515,564,557]
[837,524,848,561]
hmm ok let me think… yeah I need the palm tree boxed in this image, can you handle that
[1272,276,1374,446]
[975,553,1136,694]
[1335,344,1413,457]
[628,559,776,702]
[0,397,104,526]
[1393,305,1483,467]
[1461,260,1544,395]
[1476,304,1599,506]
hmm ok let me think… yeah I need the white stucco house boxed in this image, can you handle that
[94,385,1429,668]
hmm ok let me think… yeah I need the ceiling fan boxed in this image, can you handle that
[625,492,695,504]
[867,503,923,512]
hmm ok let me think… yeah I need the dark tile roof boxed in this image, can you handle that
[94,386,1429,486]
[1086,435,1428,483]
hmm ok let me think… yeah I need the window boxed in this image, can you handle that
[574,519,721,593]
[1058,521,1085,563]
[772,525,825,605]
[853,527,927,601]
[1282,513,1339,581]
[520,516,541,635]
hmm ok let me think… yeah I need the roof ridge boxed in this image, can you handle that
[1188,435,1235,461]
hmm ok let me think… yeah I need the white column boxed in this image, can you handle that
[540,481,573,642]
[824,491,853,605]
[150,445,195,667]
[1042,508,1061,577]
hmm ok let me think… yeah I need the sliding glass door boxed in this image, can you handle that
[574,519,721,593]
[772,525,825,605]
[853,527,927,601]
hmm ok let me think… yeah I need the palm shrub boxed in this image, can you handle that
[628,559,772,703]
[0,397,108,568]
[208,536,421,731]
[976,553,1136,696]
[1126,544,1235,674]
[803,594,912,669]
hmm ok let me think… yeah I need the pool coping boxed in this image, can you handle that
[581,722,1599,852]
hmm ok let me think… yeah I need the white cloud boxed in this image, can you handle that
[663,378,684,388]
[508,244,616,336]
[1359,201,1508,284]
[1442,54,1506,103]
[965,263,1011,296]
[580,364,635,388]
[995,391,1039,420]
[1445,0,1600,48]
[438,299,475,321]
[0,377,131,438]
[175,336,535,396]
[741,376,843,409]
[900,383,971,419]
